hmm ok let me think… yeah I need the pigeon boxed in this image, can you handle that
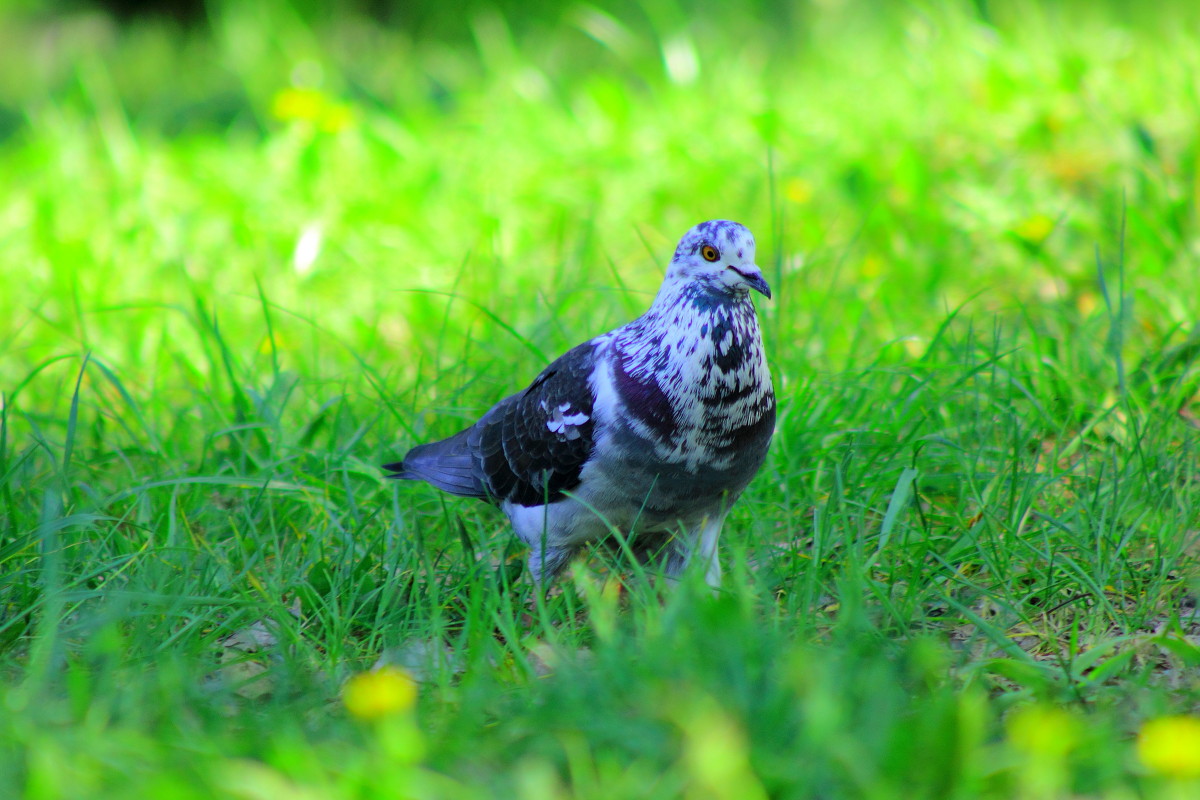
[384,220,775,587]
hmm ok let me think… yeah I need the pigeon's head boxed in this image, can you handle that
[666,220,771,300]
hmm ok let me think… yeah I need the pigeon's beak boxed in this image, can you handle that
[730,265,772,299]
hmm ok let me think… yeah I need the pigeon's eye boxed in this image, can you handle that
[700,245,720,262]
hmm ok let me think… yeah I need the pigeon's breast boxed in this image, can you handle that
[596,300,774,518]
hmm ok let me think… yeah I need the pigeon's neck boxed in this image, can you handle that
[646,279,753,320]
[618,280,765,383]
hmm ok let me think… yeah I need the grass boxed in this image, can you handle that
[3,0,1200,796]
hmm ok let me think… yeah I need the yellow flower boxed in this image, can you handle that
[1137,716,1200,778]
[1076,291,1098,315]
[271,87,327,122]
[784,177,813,205]
[1006,705,1078,757]
[343,667,418,721]
[1013,214,1055,245]
[860,254,883,278]
[270,87,355,132]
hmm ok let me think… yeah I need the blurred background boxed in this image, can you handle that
[3,0,1198,378]
[3,5,1200,796]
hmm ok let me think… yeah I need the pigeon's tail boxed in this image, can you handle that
[383,428,488,500]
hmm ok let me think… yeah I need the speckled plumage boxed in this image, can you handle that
[384,220,775,586]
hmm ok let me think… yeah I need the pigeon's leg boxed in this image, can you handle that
[695,511,727,588]
[527,543,575,585]
[511,502,580,587]
[663,511,728,588]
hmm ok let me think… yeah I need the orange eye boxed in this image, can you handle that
[701,245,720,262]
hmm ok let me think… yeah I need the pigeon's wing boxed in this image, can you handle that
[471,340,598,507]
[384,341,599,507]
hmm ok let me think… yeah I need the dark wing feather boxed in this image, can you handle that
[476,341,598,506]
[384,341,598,507]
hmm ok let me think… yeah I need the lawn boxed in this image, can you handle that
[2,0,1200,797]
